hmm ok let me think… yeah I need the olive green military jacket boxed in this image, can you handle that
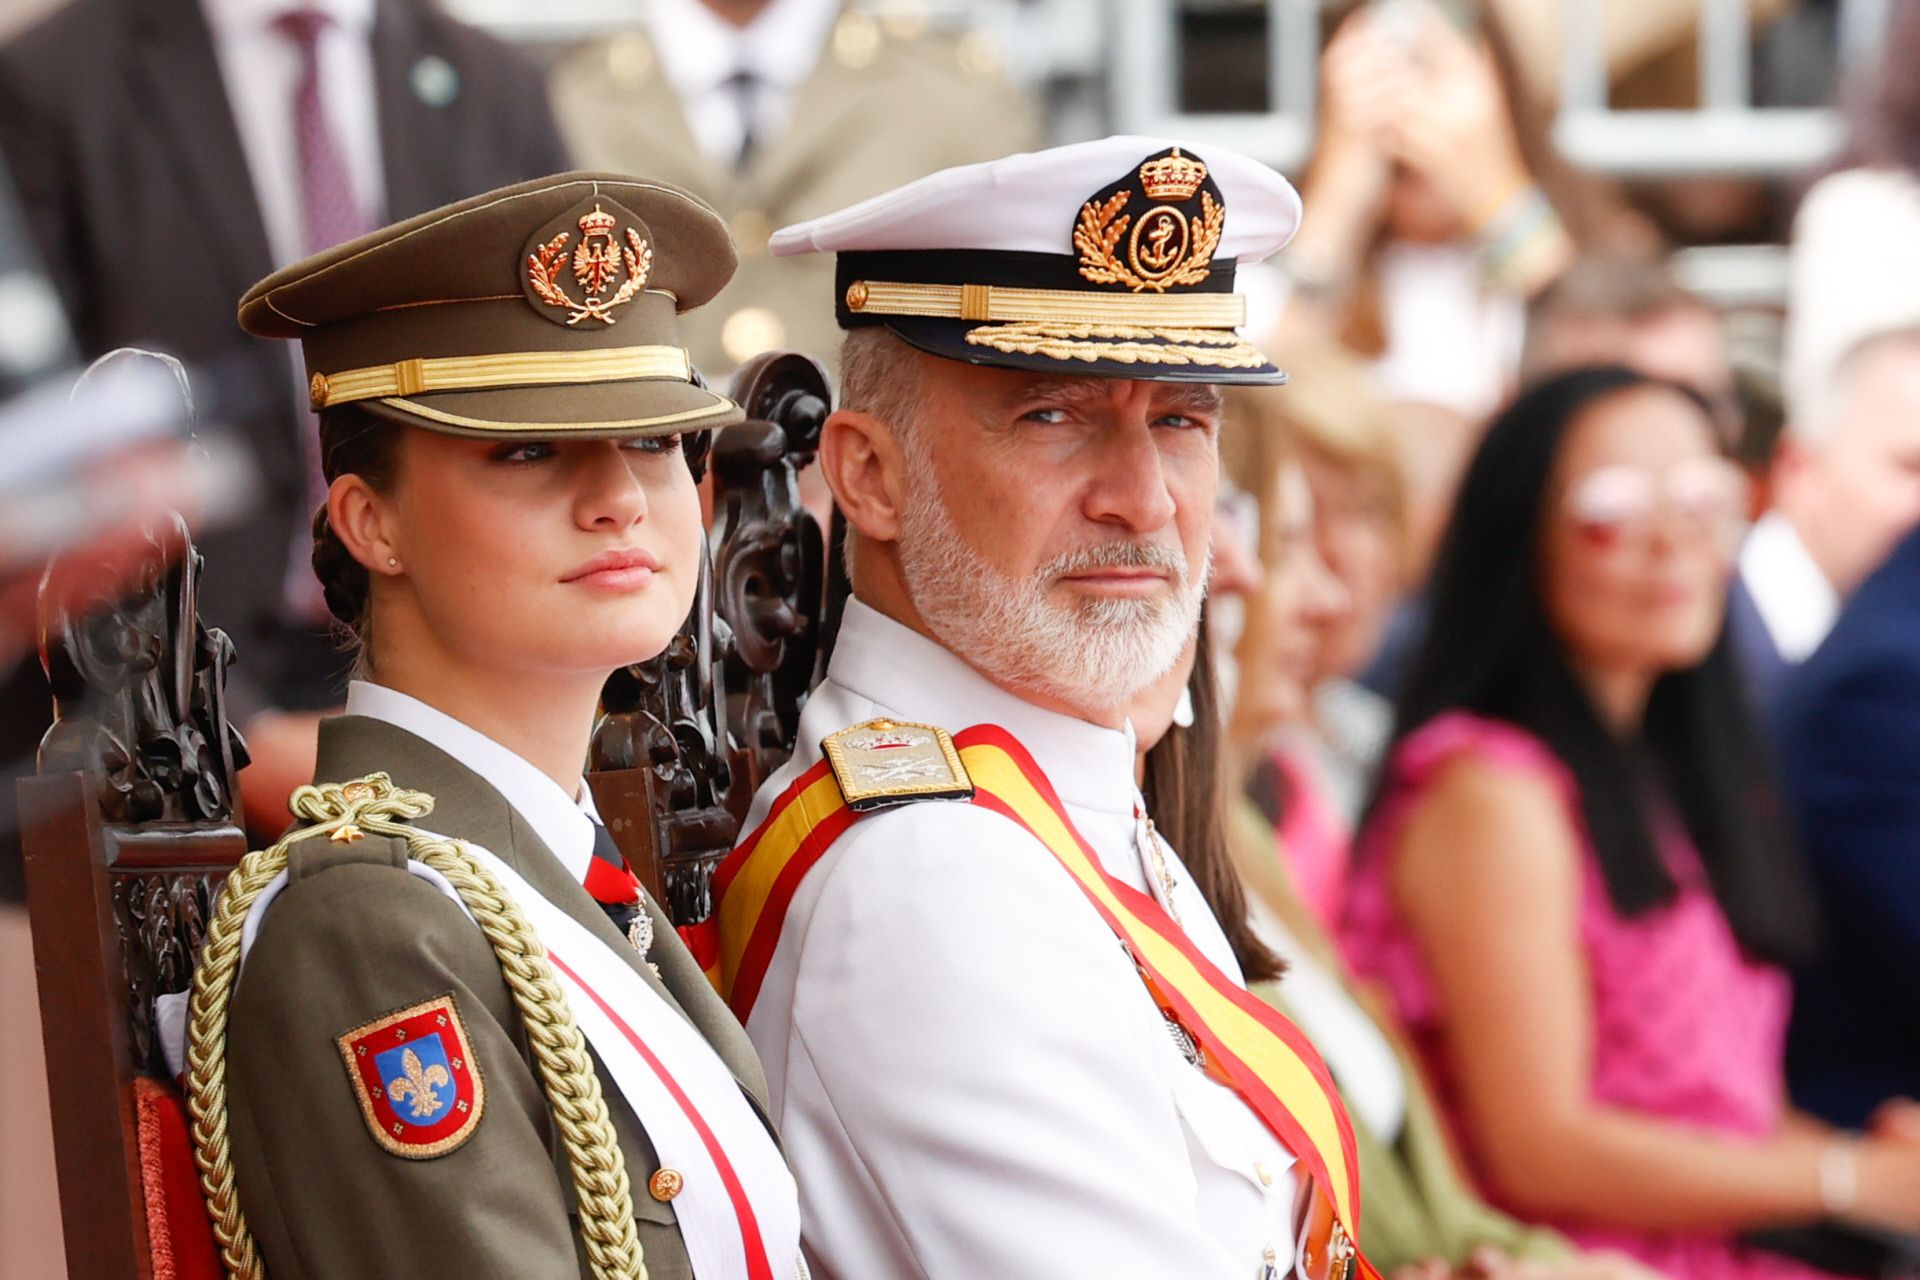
[224,714,772,1280]
[550,11,1039,376]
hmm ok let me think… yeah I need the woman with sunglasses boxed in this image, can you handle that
[1343,366,1920,1279]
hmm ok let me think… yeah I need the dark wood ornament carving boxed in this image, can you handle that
[588,552,736,925]
[589,351,834,926]
[711,351,832,803]
[19,510,251,1280]
[38,511,247,825]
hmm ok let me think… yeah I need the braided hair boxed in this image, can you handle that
[309,404,402,664]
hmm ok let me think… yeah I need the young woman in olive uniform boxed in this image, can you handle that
[186,174,802,1280]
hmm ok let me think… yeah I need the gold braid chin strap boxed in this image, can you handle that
[184,773,647,1280]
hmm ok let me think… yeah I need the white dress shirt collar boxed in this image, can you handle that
[343,680,601,884]
[826,597,1141,815]
[1738,511,1840,664]
[647,0,837,96]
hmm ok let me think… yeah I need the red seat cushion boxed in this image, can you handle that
[131,1076,222,1280]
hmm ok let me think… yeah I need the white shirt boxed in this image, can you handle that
[201,0,384,269]
[344,679,600,883]
[1738,511,1839,665]
[1368,241,1523,421]
[742,599,1299,1280]
[645,0,839,170]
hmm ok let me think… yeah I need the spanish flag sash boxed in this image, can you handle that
[703,723,1379,1280]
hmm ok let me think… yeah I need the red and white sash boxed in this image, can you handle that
[450,840,802,1280]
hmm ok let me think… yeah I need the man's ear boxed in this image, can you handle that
[819,408,909,545]
[329,473,405,578]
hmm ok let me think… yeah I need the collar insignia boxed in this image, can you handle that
[822,718,974,813]
[337,994,485,1158]
[522,197,654,327]
[1073,147,1225,294]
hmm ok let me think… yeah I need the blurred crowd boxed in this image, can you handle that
[3,0,1920,1276]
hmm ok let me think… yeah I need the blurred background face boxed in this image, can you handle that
[1385,163,1466,243]
[1232,465,1351,743]
[1531,304,1734,412]
[1540,387,1746,679]
[1780,339,1920,597]
[1300,445,1401,682]
[377,431,703,679]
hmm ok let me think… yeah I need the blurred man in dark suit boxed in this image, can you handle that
[0,0,571,833]
[1776,523,1920,1128]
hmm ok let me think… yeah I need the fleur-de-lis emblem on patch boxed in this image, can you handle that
[338,994,484,1159]
[386,1047,452,1119]
[526,202,654,326]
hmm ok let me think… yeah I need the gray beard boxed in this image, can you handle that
[894,463,1206,714]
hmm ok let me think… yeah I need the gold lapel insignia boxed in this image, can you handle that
[523,198,654,327]
[1073,148,1224,294]
[822,718,974,813]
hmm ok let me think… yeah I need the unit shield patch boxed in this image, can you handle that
[337,994,485,1158]
[821,718,975,812]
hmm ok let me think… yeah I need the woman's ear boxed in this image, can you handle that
[329,473,404,577]
[818,408,910,545]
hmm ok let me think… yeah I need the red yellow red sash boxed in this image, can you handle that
[700,724,1377,1278]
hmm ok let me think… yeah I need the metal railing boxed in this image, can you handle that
[1101,0,1889,178]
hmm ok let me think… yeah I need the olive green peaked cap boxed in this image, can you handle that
[238,172,745,439]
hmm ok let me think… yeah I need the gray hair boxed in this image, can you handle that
[836,327,931,468]
[1791,323,1920,446]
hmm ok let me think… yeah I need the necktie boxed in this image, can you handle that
[586,820,654,955]
[275,8,373,255]
[276,8,375,622]
[722,66,759,170]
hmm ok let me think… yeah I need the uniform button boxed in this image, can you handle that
[1255,1160,1274,1187]
[648,1168,684,1202]
[957,31,1005,77]
[607,34,652,88]
[721,306,787,365]
[881,0,928,40]
[832,12,881,68]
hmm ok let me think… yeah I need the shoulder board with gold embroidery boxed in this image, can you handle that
[821,718,974,813]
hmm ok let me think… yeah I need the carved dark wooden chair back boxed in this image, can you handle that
[18,515,247,1280]
[588,352,837,923]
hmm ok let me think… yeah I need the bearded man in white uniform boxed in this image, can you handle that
[705,137,1377,1280]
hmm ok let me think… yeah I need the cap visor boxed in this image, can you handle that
[353,378,743,439]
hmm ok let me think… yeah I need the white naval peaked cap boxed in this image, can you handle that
[769,135,1302,261]
[770,136,1302,385]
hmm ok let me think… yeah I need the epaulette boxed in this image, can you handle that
[282,827,414,883]
[821,718,975,813]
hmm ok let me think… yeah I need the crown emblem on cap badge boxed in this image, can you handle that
[1138,149,1208,201]
[1074,148,1224,294]
[526,202,654,326]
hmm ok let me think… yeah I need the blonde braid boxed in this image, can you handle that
[185,774,646,1280]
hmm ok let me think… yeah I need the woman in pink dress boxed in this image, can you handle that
[1343,366,1920,1280]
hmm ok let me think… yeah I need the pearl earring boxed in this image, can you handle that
[387,557,399,568]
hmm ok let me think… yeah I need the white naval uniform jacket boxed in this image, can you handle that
[741,599,1300,1279]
